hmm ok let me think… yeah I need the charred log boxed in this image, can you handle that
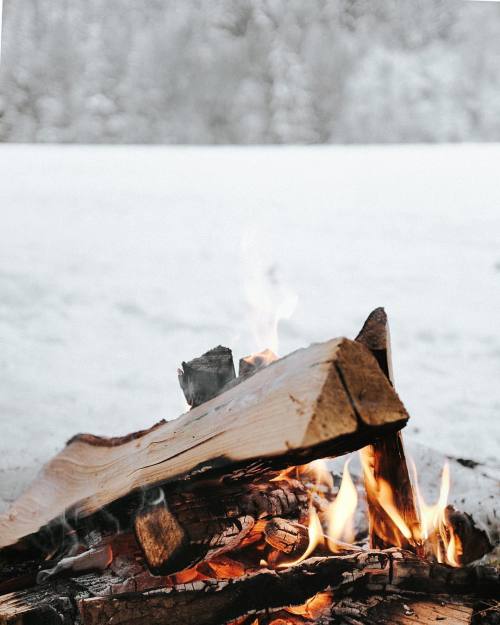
[444,506,492,566]
[264,517,309,555]
[2,550,498,625]
[178,346,236,408]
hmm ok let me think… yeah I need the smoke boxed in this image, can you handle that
[241,229,298,355]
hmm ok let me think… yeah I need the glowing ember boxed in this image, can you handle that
[286,590,333,619]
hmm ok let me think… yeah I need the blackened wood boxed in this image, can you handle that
[178,346,236,408]
[355,307,422,553]
[134,480,309,575]
[2,551,499,625]
[444,506,492,566]
[264,517,309,555]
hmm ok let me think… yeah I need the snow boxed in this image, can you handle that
[1,144,499,512]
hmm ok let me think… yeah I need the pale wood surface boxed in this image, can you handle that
[0,337,409,549]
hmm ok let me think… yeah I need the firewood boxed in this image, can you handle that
[0,337,410,552]
[443,505,492,566]
[263,517,308,554]
[134,480,309,574]
[335,595,474,625]
[178,346,236,408]
[2,550,497,625]
[355,308,421,552]
[238,349,278,377]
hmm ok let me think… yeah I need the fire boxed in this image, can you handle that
[277,459,361,567]
[410,460,463,567]
[360,446,462,567]
[230,592,333,625]
[286,590,333,619]
[282,506,324,567]
[277,461,329,568]
[168,452,463,602]
[359,447,413,547]
[240,348,279,374]
[326,459,358,552]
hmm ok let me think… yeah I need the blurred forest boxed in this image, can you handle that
[1,0,499,144]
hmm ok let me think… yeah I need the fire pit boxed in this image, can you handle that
[0,308,497,625]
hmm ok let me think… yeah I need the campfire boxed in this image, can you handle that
[0,308,497,625]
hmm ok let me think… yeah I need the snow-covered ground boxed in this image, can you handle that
[1,144,499,511]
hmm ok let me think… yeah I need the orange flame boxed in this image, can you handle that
[282,506,324,568]
[240,348,279,374]
[286,590,333,619]
[277,460,331,568]
[360,445,462,567]
[359,447,415,551]
[326,459,358,552]
[410,460,462,567]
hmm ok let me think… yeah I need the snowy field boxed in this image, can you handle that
[0,144,499,511]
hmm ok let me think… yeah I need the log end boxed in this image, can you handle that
[303,338,408,448]
[134,499,189,575]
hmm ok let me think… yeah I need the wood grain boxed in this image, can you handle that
[0,337,409,550]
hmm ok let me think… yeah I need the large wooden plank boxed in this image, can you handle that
[0,337,409,549]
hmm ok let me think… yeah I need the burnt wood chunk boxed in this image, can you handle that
[355,308,421,553]
[134,480,309,575]
[264,517,309,555]
[178,345,236,408]
[444,505,492,566]
[0,337,410,552]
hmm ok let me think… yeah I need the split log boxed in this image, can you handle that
[0,337,410,552]
[134,479,309,574]
[2,550,498,625]
[355,308,421,552]
[178,346,236,408]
